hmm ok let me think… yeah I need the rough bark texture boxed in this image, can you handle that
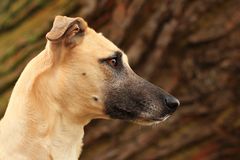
[0,0,239,159]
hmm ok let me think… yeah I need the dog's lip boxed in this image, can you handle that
[151,114,171,122]
[132,114,171,126]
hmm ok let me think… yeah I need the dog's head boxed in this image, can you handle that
[46,16,179,125]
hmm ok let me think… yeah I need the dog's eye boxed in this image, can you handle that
[107,58,118,67]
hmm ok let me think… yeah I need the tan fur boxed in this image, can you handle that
[0,16,126,160]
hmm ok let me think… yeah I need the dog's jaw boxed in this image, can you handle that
[131,114,171,126]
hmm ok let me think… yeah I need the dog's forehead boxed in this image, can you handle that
[82,28,121,57]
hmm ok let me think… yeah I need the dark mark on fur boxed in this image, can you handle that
[92,96,98,101]
[82,73,86,76]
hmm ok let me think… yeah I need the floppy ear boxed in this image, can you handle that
[46,15,88,46]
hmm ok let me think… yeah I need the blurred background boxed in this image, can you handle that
[0,0,239,159]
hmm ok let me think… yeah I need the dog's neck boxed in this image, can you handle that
[0,50,88,160]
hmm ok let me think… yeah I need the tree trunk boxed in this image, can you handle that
[0,0,239,159]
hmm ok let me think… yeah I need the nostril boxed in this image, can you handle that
[165,96,180,111]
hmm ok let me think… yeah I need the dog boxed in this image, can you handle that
[0,16,180,160]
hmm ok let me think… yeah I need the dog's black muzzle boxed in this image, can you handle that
[104,67,180,122]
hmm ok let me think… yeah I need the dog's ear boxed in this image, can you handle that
[46,16,88,46]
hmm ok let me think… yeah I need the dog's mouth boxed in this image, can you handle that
[132,114,171,126]
[105,104,173,126]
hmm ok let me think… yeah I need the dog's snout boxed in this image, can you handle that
[164,96,180,111]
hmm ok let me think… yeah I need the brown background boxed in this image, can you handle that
[0,0,239,159]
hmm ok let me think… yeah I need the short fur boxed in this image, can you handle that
[0,16,179,160]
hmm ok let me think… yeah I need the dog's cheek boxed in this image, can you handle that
[104,86,145,120]
[105,105,139,120]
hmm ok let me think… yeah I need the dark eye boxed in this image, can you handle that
[107,58,118,67]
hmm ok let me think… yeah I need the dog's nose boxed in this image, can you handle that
[165,96,180,111]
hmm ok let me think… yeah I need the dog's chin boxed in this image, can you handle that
[132,115,171,126]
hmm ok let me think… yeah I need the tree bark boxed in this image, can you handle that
[0,0,239,159]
